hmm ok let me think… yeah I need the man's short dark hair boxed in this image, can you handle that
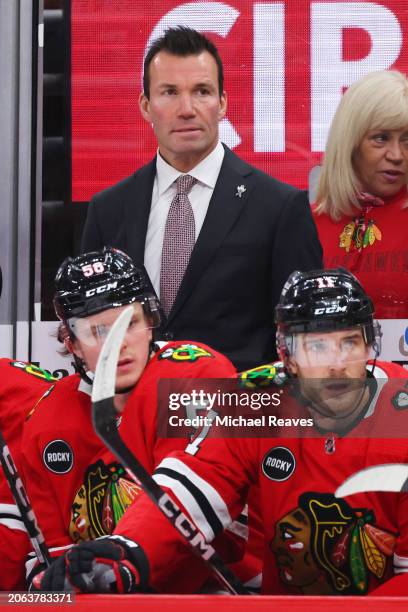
[143,26,224,99]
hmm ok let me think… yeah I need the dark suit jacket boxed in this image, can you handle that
[81,145,322,371]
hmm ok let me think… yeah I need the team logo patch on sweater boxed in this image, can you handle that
[270,492,396,595]
[43,440,74,474]
[10,360,57,382]
[239,363,288,389]
[158,344,213,362]
[262,446,296,481]
[69,460,142,542]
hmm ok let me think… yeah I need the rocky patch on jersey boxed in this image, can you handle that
[10,360,57,382]
[43,440,74,474]
[69,459,142,542]
[270,492,395,595]
[392,381,408,410]
[158,344,213,362]
[262,447,296,482]
[239,362,288,389]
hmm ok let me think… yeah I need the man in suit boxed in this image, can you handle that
[81,26,322,371]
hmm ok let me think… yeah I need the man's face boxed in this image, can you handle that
[71,303,152,394]
[288,328,370,430]
[139,50,227,173]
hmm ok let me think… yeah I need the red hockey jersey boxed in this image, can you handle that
[0,359,57,589]
[115,360,408,595]
[312,190,408,318]
[20,342,238,588]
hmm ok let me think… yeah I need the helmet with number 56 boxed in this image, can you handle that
[54,247,160,333]
[54,248,161,384]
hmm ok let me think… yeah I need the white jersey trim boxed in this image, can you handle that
[0,503,22,517]
[226,519,248,541]
[394,552,408,573]
[245,573,262,589]
[154,472,216,541]
[364,363,388,419]
[0,503,26,532]
[154,457,232,534]
[0,518,26,532]
[78,377,92,396]
[26,543,73,579]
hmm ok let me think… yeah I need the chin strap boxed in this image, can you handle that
[368,357,377,377]
[72,354,94,386]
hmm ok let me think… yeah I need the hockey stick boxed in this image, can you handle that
[336,463,408,498]
[0,430,51,566]
[91,307,248,595]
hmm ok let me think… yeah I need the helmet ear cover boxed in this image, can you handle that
[140,295,161,330]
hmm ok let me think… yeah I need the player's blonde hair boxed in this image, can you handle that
[315,70,408,221]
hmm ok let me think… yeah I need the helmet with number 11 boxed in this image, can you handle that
[274,268,383,432]
[275,267,381,366]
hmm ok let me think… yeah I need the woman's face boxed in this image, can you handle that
[354,128,408,199]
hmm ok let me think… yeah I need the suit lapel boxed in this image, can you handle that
[167,147,253,323]
[124,158,156,264]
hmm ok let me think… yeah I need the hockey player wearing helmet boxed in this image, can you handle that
[35,268,408,596]
[20,248,245,591]
[274,268,383,434]
[53,247,161,410]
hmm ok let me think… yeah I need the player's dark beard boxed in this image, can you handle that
[293,376,374,433]
[307,382,367,420]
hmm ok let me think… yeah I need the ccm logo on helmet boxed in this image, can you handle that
[314,305,347,315]
[85,281,118,297]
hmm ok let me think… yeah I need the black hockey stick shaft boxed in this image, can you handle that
[0,430,51,566]
[93,398,247,595]
[91,307,247,595]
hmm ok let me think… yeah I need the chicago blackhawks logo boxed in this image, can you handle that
[10,361,57,382]
[69,460,142,542]
[270,492,395,595]
[159,344,213,362]
[339,218,381,253]
[239,363,288,389]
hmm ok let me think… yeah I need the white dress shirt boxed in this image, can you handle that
[144,141,225,297]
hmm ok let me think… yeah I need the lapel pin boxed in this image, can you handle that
[235,184,246,198]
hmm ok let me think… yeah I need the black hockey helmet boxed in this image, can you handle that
[54,247,160,334]
[275,268,381,357]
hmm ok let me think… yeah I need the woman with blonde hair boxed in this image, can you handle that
[313,70,408,318]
